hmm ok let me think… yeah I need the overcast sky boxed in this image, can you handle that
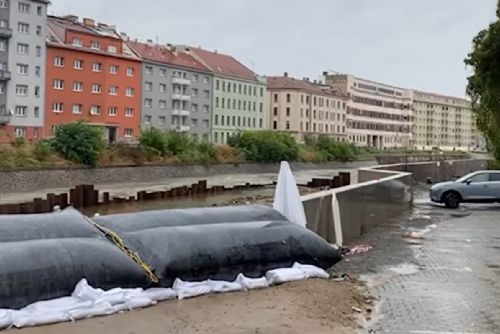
[48,0,497,97]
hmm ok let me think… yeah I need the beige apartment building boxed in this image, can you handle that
[412,91,482,151]
[323,72,413,149]
[267,74,347,142]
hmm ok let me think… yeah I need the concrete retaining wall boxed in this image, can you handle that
[376,154,468,165]
[0,160,376,193]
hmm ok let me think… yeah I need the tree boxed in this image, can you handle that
[52,121,104,167]
[465,0,500,159]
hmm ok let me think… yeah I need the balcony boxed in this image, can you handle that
[172,109,191,117]
[172,93,191,102]
[171,124,190,132]
[0,27,12,39]
[0,70,11,81]
[0,113,10,125]
[172,77,191,85]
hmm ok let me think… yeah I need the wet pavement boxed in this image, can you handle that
[333,187,500,334]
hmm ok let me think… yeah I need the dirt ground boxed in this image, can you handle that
[11,279,370,334]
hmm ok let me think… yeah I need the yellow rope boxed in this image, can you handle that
[85,217,159,284]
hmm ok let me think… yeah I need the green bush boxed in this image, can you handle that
[228,131,299,162]
[33,140,53,161]
[307,135,356,162]
[139,127,167,156]
[52,121,104,167]
[164,131,191,155]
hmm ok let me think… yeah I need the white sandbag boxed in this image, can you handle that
[72,279,104,302]
[265,268,306,285]
[0,310,11,330]
[207,280,243,293]
[236,274,269,290]
[143,288,177,301]
[173,279,211,300]
[68,302,115,321]
[23,297,92,313]
[112,297,155,313]
[293,263,330,279]
[273,161,307,228]
[11,311,71,328]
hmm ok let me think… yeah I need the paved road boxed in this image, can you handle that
[334,190,500,334]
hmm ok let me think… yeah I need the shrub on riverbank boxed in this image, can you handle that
[228,131,300,162]
[304,135,356,162]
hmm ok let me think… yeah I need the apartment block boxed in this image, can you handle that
[324,72,413,149]
[45,15,141,143]
[126,41,213,140]
[0,0,49,143]
[413,91,477,151]
[184,47,267,144]
[267,74,347,142]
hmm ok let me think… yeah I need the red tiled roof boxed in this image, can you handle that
[267,76,349,99]
[189,47,258,82]
[126,41,209,73]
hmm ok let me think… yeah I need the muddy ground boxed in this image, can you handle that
[12,279,371,334]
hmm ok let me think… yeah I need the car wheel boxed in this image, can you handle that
[443,191,461,209]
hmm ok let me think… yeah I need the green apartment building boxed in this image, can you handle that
[186,47,267,143]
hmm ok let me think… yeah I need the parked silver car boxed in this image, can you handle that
[430,171,500,208]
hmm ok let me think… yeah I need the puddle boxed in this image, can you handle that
[386,263,420,275]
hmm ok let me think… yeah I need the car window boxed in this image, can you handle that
[490,173,500,182]
[469,173,490,183]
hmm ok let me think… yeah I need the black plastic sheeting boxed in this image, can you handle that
[0,208,150,309]
[94,205,342,287]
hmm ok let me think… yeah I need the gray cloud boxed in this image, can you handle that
[48,0,497,97]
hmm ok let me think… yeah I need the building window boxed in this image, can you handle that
[144,99,152,108]
[92,63,102,72]
[159,84,166,93]
[53,79,64,90]
[90,105,100,115]
[51,103,63,113]
[273,94,278,102]
[17,43,28,55]
[203,120,209,128]
[36,46,41,57]
[192,88,199,97]
[144,115,152,124]
[108,45,117,53]
[216,80,220,90]
[18,22,29,34]
[204,90,210,98]
[0,40,5,52]
[90,41,100,50]
[158,116,166,125]
[272,121,277,129]
[125,88,134,97]
[191,103,198,112]
[74,59,83,70]
[91,84,102,93]
[203,76,209,84]
[126,67,135,77]
[286,94,291,103]
[34,107,40,118]
[72,81,83,92]
[203,105,209,113]
[15,127,26,138]
[35,66,40,77]
[72,104,82,114]
[286,107,290,116]
[0,1,8,9]
[215,97,219,108]
[54,56,64,67]
[108,107,118,116]
[36,25,41,36]
[160,68,167,77]
[0,84,5,94]
[145,66,153,75]
[125,108,134,117]
[72,38,82,47]
[18,2,30,13]
[15,85,28,96]
[191,119,198,127]
[145,82,153,91]
[159,100,166,109]
[286,121,290,130]
[34,86,40,97]
[124,128,133,137]
[273,107,278,116]
[110,65,118,74]
[108,86,118,95]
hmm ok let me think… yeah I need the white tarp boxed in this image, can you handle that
[0,263,328,330]
[273,161,308,228]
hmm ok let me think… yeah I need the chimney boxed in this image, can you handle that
[214,49,218,54]
[82,18,95,27]
[63,15,78,23]
[97,22,108,28]
[284,72,288,77]
[323,71,328,76]
[146,39,154,47]
[120,32,129,41]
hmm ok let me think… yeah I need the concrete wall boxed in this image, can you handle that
[0,160,377,193]
[375,154,468,165]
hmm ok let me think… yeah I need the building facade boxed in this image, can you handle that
[267,74,347,142]
[0,0,49,143]
[45,16,141,143]
[324,72,413,149]
[412,91,476,151]
[185,47,267,144]
[126,41,213,140]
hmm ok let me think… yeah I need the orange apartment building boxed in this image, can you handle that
[45,15,141,143]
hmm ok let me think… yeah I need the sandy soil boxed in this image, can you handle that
[11,279,369,334]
